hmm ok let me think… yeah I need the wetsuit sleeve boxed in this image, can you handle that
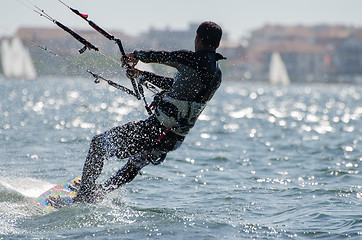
[134,50,197,69]
[140,71,174,90]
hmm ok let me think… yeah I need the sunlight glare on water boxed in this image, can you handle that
[0,77,361,239]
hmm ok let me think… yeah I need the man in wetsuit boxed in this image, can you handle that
[75,21,225,203]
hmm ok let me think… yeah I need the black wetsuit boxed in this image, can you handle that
[75,49,225,202]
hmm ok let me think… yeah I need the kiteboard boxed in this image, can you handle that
[0,176,56,198]
[33,175,81,213]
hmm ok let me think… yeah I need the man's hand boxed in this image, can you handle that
[121,52,138,67]
[122,52,146,81]
[126,68,142,79]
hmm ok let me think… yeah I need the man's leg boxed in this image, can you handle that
[75,121,140,203]
[75,117,165,202]
[101,158,142,193]
[101,151,163,193]
[74,134,107,203]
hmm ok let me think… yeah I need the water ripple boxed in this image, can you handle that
[0,78,361,239]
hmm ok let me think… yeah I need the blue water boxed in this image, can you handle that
[0,76,361,239]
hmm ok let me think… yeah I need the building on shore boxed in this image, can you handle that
[1,24,362,84]
[244,24,362,83]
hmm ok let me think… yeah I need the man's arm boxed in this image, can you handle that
[133,50,197,70]
[122,50,197,90]
[138,70,174,90]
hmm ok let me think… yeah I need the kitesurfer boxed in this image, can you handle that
[74,21,225,203]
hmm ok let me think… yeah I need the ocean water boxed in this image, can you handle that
[0,76,361,239]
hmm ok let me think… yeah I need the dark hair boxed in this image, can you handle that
[196,21,222,49]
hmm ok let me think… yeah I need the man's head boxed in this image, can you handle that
[195,21,222,51]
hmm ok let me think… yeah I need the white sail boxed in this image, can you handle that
[269,52,290,85]
[1,39,12,77]
[1,37,37,80]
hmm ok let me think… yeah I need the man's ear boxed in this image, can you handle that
[195,35,202,44]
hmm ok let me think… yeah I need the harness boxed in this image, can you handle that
[155,95,207,137]
[152,59,222,142]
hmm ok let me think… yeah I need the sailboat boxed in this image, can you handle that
[1,37,37,80]
[269,52,290,85]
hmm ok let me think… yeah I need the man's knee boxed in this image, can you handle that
[129,151,167,168]
[89,134,106,154]
[92,134,105,144]
[129,152,150,169]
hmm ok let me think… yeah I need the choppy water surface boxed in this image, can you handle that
[0,76,361,239]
